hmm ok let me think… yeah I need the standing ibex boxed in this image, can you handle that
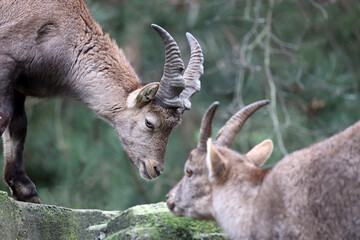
[0,0,204,203]
[167,101,360,240]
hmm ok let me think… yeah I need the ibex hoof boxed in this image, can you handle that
[7,176,41,204]
[23,195,42,204]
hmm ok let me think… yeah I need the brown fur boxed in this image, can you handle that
[0,0,194,203]
[168,113,360,239]
[250,121,360,239]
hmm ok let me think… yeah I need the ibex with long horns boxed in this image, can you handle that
[0,0,204,203]
[167,101,360,240]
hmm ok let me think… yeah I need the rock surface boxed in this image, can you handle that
[0,191,227,240]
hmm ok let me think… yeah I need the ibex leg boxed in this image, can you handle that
[2,91,41,203]
[0,56,16,136]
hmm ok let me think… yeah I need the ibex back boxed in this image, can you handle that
[0,0,204,203]
[167,101,360,240]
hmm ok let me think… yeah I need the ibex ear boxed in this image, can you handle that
[246,139,273,167]
[206,138,226,180]
[136,82,159,103]
[127,83,159,108]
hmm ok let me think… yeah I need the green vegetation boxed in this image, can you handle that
[106,202,225,239]
[0,191,225,239]
[0,0,359,211]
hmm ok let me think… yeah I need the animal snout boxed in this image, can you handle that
[166,199,175,211]
[145,160,164,179]
[154,165,161,177]
[167,200,175,211]
[166,192,176,211]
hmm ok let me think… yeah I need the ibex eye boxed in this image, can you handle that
[145,119,155,129]
[185,169,193,177]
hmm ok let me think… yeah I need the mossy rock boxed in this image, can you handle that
[0,191,227,239]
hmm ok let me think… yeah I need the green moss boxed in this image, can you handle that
[134,203,223,234]
[0,191,226,240]
[40,208,78,240]
[105,202,227,239]
[131,202,169,215]
[0,191,17,239]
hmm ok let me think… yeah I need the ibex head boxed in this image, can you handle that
[166,100,273,219]
[116,25,204,180]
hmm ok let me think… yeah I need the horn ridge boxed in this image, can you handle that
[151,24,204,110]
[215,100,270,148]
[180,32,204,110]
[152,24,185,108]
[197,102,219,151]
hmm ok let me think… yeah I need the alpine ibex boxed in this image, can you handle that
[0,0,204,203]
[167,101,360,240]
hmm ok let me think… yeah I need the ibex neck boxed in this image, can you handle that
[212,182,261,239]
[71,35,141,124]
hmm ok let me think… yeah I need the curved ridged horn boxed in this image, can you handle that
[197,102,219,151]
[151,24,185,108]
[215,100,270,148]
[180,33,204,111]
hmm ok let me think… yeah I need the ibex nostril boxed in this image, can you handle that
[166,194,169,199]
[154,166,161,177]
[167,202,175,211]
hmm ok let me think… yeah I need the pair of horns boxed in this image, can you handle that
[197,100,270,151]
[152,24,204,111]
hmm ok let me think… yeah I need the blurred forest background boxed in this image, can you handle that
[1,0,359,210]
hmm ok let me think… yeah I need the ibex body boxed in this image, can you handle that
[0,0,204,203]
[167,101,360,240]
